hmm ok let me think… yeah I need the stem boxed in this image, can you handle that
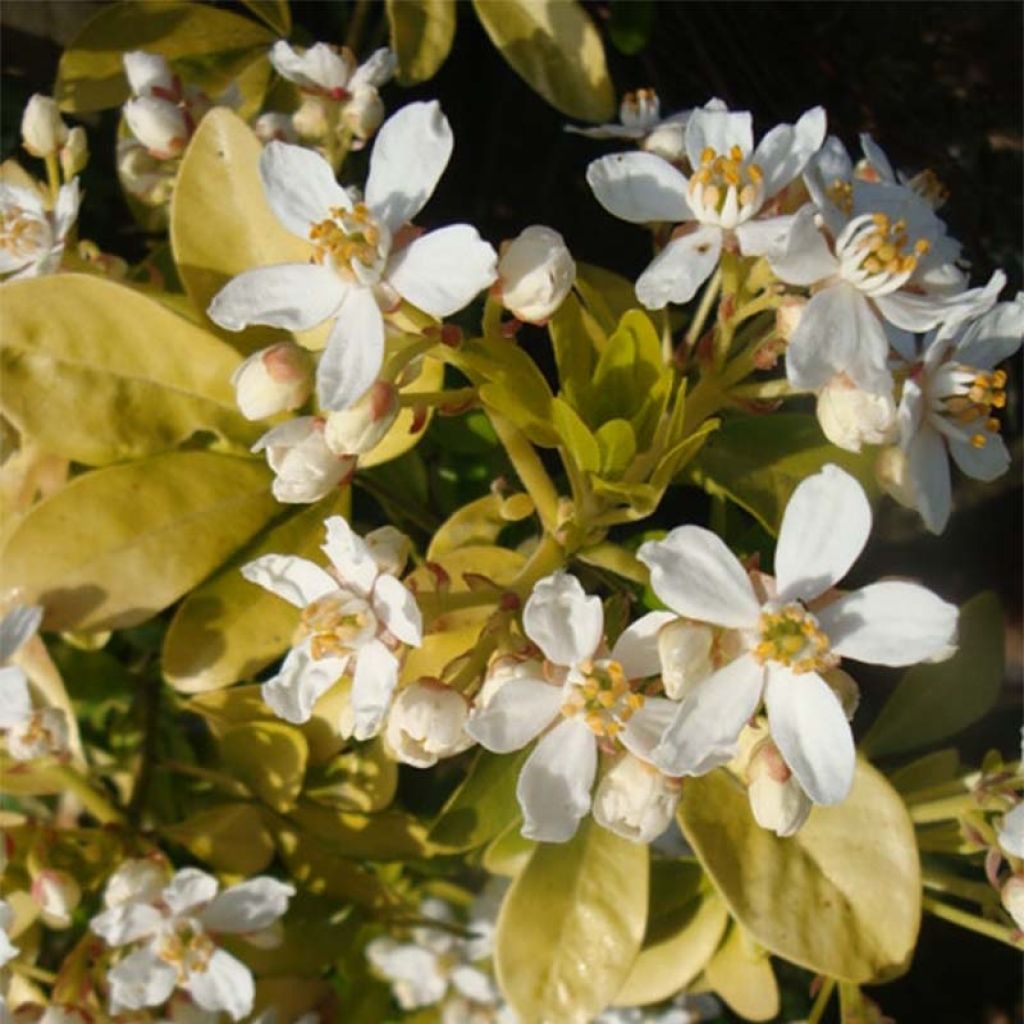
[685,268,722,349]
[382,337,440,383]
[127,670,162,826]
[807,978,836,1024]
[44,154,61,202]
[511,532,566,592]
[922,896,1022,949]
[10,961,57,984]
[51,764,124,826]
[909,792,978,824]
[344,0,371,51]
[922,869,998,905]
[489,414,561,535]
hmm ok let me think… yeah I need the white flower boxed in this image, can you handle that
[466,572,677,842]
[252,111,297,145]
[385,681,473,768]
[592,753,681,844]
[252,417,355,504]
[894,288,1023,533]
[207,102,497,411]
[90,867,294,1020]
[999,803,1024,860]
[21,94,68,158]
[587,98,825,308]
[637,464,958,805]
[497,225,576,324]
[745,736,812,837]
[31,869,81,929]
[104,857,172,910]
[323,380,400,456]
[122,51,204,160]
[117,138,176,207]
[856,133,949,209]
[1002,876,1024,931]
[231,342,314,421]
[0,178,80,280]
[816,372,898,453]
[567,89,689,163]
[242,516,421,738]
[0,898,18,967]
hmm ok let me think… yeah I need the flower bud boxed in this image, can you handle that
[478,654,545,708]
[746,738,812,837]
[21,95,69,158]
[103,855,170,908]
[292,94,333,140]
[497,225,575,324]
[123,96,189,160]
[385,681,472,768]
[252,112,297,145]
[254,417,355,504]
[59,126,89,180]
[324,381,400,456]
[592,754,681,844]
[1001,874,1024,931]
[117,140,175,207]
[342,87,386,141]
[640,120,687,163]
[231,342,314,420]
[774,296,806,342]
[816,373,897,453]
[364,525,412,578]
[657,619,714,700]
[31,869,81,929]
[874,445,916,509]
[123,51,177,97]
[7,707,69,762]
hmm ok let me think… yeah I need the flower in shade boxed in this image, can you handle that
[638,464,958,806]
[0,178,80,281]
[207,101,497,412]
[566,88,690,163]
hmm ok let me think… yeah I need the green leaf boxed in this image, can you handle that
[887,749,960,795]
[240,0,291,35]
[574,263,641,336]
[162,491,348,693]
[678,761,920,984]
[607,0,654,55]
[287,803,430,860]
[483,819,536,877]
[0,453,277,632]
[163,802,274,874]
[552,397,600,473]
[429,749,529,852]
[471,0,615,122]
[548,291,600,404]
[1,275,256,465]
[495,819,648,1023]
[686,413,878,534]
[220,721,308,813]
[595,419,637,479]
[613,859,728,1007]
[386,0,457,84]
[704,921,780,1022]
[861,592,1004,758]
[56,0,274,112]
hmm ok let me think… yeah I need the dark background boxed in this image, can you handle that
[2,2,1021,1021]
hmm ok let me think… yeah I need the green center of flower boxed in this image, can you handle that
[754,603,836,674]
[560,659,645,739]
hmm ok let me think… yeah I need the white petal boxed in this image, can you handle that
[351,47,397,90]
[954,293,1024,369]
[906,424,951,534]
[764,665,854,805]
[269,41,353,93]
[751,107,827,198]
[316,285,385,411]
[108,946,178,1012]
[637,526,759,629]
[897,376,926,445]
[351,639,399,739]
[874,281,1002,334]
[207,264,346,333]
[786,283,892,394]
[200,878,294,934]
[0,604,42,663]
[372,574,422,646]
[240,555,337,608]
[610,611,677,679]
[586,151,692,224]
[818,581,959,666]
[635,226,721,309]
[465,677,562,753]
[89,902,163,946]
[123,51,175,95]
[186,948,255,1020]
[651,653,764,776]
[733,214,794,257]
[260,141,351,238]
[450,964,497,1004]
[764,205,837,285]
[858,133,896,183]
[387,224,497,317]
[775,464,872,604]
[53,179,81,240]
[949,433,1010,483]
[0,665,32,728]
[517,717,596,843]
[685,102,753,169]
[366,938,448,1007]
[262,643,347,724]
[998,803,1024,859]
[620,697,678,762]
[366,101,453,232]
[163,868,218,916]
[322,515,378,594]
[522,572,603,668]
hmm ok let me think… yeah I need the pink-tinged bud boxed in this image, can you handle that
[59,126,88,180]
[385,681,472,768]
[746,738,812,837]
[254,417,355,504]
[7,707,69,762]
[324,381,400,456]
[31,869,81,929]
[816,373,897,453]
[342,87,385,141]
[123,96,189,160]
[231,342,314,421]
[874,445,916,509]
[21,95,68,158]
[592,754,681,844]
[123,51,177,97]
[497,225,575,324]
[1001,875,1024,930]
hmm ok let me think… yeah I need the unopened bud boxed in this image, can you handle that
[117,140,175,207]
[7,707,69,762]
[252,112,297,145]
[592,754,681,844]
[1001,875,1024,930]
[59,125,89,180]
[816,373,897,453]
[657,619,715,700]
[641,121,686,163]
[231,342,313,420]
[31,869,81,929]
[746,738,812,837]
[385,681,472,768]
[497,225,575,324]
[21,95,69,159]
[324,381,400,456]
[342,87,386,141]
[774,296,806,342]
[123,96,189,160]
[874,444,916,509]
[364,525,412,578]
[292,94,333,141]
[254,417,355,504]
[123,51,177,97]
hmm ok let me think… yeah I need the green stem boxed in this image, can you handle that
[685,268,722,349]
[910,792,978,824]
[44,153,61,202]
[52,764,124,826]
[511,532,566,592]
[922,869,998,906]
[807,978,836,1024]
[490,414,561,535]
[922,895,1022,949]
[10,961,56,984]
